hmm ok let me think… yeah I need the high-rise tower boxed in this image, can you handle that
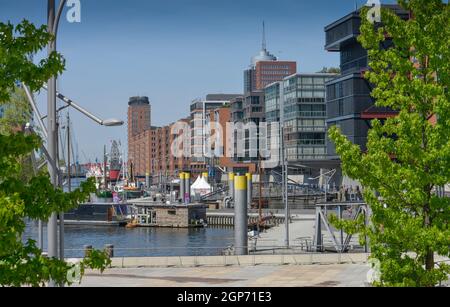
[244,22,297,93]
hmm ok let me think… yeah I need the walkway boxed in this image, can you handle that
[76,263,370,287]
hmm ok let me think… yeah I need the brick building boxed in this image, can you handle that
[127,96,155,177]
[152,119,190,182]
[205,106,257,176]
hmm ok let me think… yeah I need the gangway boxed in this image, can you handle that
[200,185,229,201]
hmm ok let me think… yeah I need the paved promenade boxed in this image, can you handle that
[77,263,370,287]
[73,253,449,287]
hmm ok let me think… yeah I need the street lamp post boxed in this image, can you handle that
[46,1,58,281]
[42,0,123,286]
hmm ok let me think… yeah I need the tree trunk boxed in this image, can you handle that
[425,250,434,271]
[424,203,434,272]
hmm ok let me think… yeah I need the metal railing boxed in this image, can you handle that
[61,241,369,259]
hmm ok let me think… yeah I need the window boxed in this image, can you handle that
[302,77,313,85]
[338,99,344,116]
[313,91,325,98]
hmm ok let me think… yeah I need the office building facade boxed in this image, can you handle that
[324,5,409,157]
[190,94,241,175]
[264,73,336,165]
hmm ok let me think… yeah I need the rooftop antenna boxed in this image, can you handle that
[262,21,267,51]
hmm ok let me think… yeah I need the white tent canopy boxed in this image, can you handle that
[190,175,212,196]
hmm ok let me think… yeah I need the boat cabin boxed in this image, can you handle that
[128,201,207,228]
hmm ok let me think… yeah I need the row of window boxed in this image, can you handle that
[286,146,326,155]
[285,119,326,128]
[284,90,326,99]
[261,70,291,75]
[260,65,291,70]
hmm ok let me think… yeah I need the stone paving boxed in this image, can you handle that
[75,263,370,287]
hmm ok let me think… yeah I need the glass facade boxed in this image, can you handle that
[324,14,372,157]
[265,82,280,124]
[244,68,256,93]
[265,73,335,163]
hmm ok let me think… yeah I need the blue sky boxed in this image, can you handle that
[0,0,398,162]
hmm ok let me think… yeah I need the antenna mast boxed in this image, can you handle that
[262,21,267,51]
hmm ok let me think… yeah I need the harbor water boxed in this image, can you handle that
[23,178,235,258]
[23,222,234,258]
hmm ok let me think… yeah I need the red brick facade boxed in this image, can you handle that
[255,61,297,90]
[128,101,255,180]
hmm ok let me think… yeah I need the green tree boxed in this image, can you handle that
[0,86,32,134]
[329,0,450,287]
[0,86,36,182]
[317,67,341,74]
[0,20,111,287]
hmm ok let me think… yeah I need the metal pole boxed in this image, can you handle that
[179,172,185,202]
[284,147,289,248]
[338,204,343,251]
[47,0,58,279]
[314,206,322,252]
[229,172,235,200]
[29,145,44,250]
[246,173,252,210]
[145,172,150,189]
[59,112,71,261]
[184,172,191,204]
[258,156,263,227]
[280,82,289,248]
[104,145,107,190]
[324,172,328,216]
[234,175,248,255]
[23,84,48,139]
[123,150,126,182]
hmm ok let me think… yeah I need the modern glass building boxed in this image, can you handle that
[230,91,265,163]
[265,73,336,164]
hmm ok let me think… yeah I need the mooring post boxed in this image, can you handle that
[234,175,248,255]
[105,244,114,258]
[84,245,93,258]
[179,172,185,202]
[184,172,191,204]
[314,206,322,252]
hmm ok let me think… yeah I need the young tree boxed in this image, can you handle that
[329,0,450,287]
[0,20,110,286]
